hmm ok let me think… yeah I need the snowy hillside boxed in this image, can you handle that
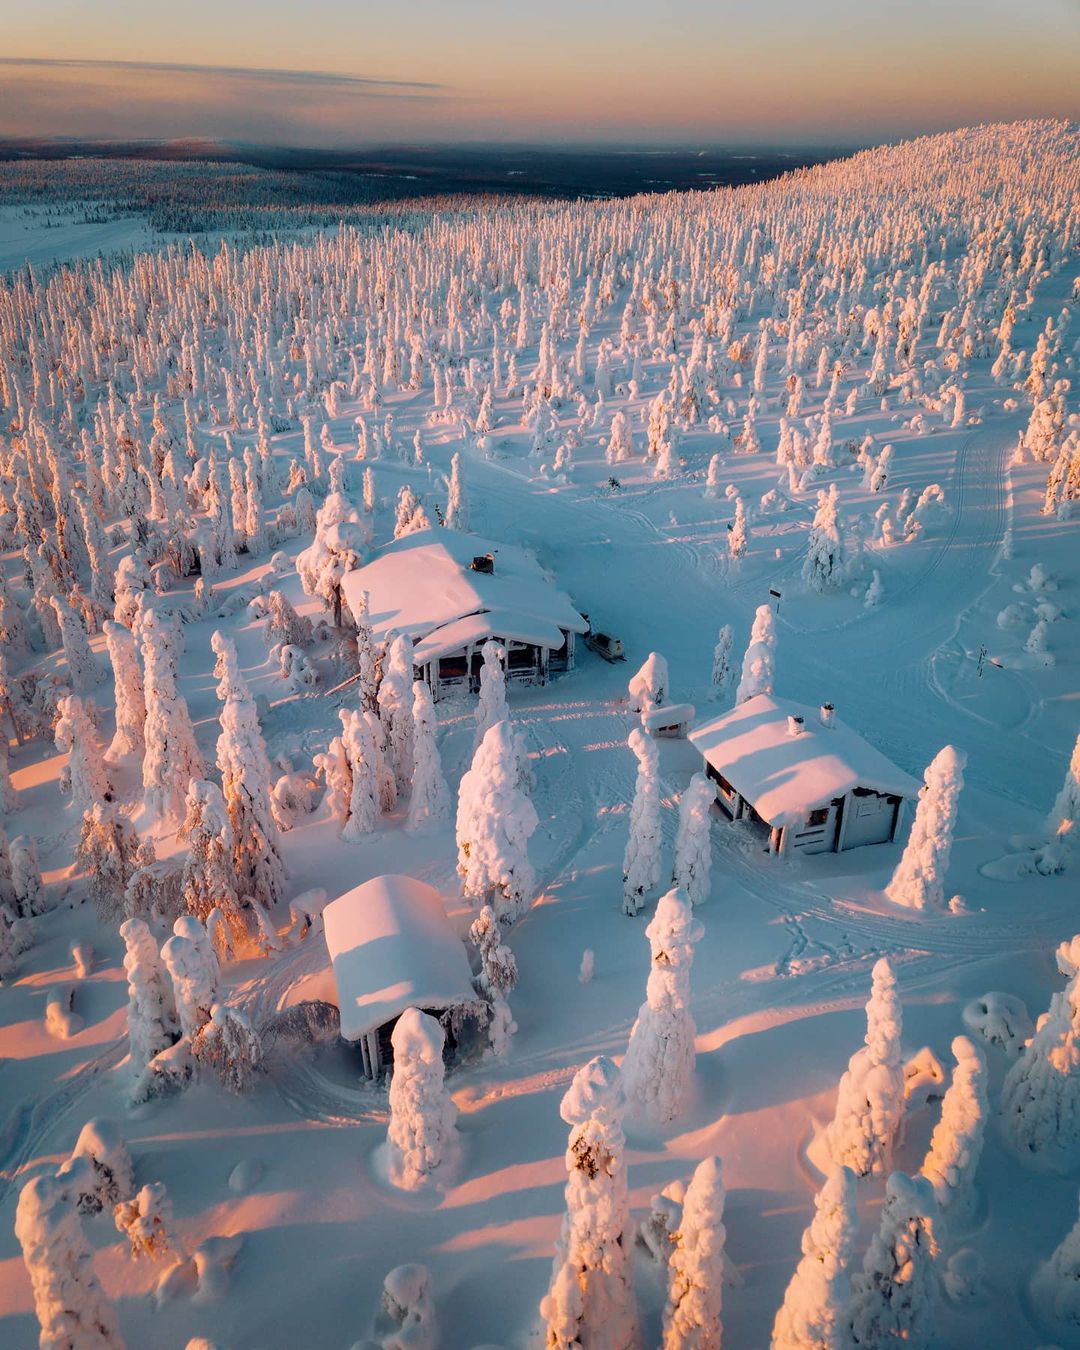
[1,119,1079,1348]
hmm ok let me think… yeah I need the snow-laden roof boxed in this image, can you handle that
[413,608,567,663]
[340,528,587,660]
[689,694,920,827]
[323,875,477,1041]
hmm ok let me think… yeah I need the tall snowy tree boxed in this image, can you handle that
[541,1056,639,1350]
[161,916,220,1040]
[211,631,285,906]
[672,773,715,907]
[457,720,539,923]
[339,707,379,841]
[1001,962,1080,1169]
[179,779,243,939]
[1031,1188,1080,1330]
[771,1167,859,1350]
[623,886,703,1121]
[140,605,204,827]
[826,957,905,1178]
[662,1156,727,1350]
[102,620,145,765]
[847,1172,939,1350]
[920,1035,987,1219]
[51,594,100,694]
[55,695,112,816]
[802,485,848,592]
[406,681,450,832]
[623,727,662,916]
[709,624,734,702]
[15,1173,124,1350]
[120,917,178,1098]
[469,904,518,1057]
[474,640,509,752]
[387,1008,459,1190]
[885,746,965,911]
[735,604,776,704]
[445,451,469,530]
[628,651,669,716]
[377,633,416,794]
[1047,725,1080,841]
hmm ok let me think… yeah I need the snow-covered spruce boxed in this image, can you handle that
[541,1056,639,1349]
[15,1172,124,1350]
[140,604,204,827]
[709,623,734,702]
[801,484,848,592]
[377,633,416,795]
[628,650,669,716]
[445,449,468,531]
[885,745,966,911]
[121,917,179,1093]
[735,604,776,705]
[59,1118,136,1214]
[456,719,539,924]
[11,833,45,917]
[55,694,112,815]
[847,1171,939,1350]
[1031,1187,1080,1330]
[102,619,145,764]
[623,886,703,1121]
[371,1263,438,1349]
[1001,959,1080,1169]
[114,1181,177,1261]
[826,957,905,1178]
[662,1155,727,1349]
[672,772,715,907]
[339,707,380,840]
[469,904,519,1057]
[161,916,220,1040]
[386,1008,459,1190]
[1047,724,1080,842]
[473,639,509,751]
[771,1166,858,1350]
[623,726,662,916]
[407,680,450,832]
[211,630,286,906]
[76,803,143,919]
[191,1003,264,1093]
[919,1035,988,1220]
[179,778,244,937]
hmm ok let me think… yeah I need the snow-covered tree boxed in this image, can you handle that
[15,1173,123,1350]
[457,720,538,923]
[373,1264,437,1349]
[623,727,662,916]
[407,681,450,832]
[76,803,141,918]
[920,1035,987,1218]
[771,1166,858,1350]
[179,778,244,943]
[847,1172,939,1350]
[121,917,178,1093]
[10,834,45,917]
[51,594,100,694]
[607,409,635,463]
[339,707,379,840]
[61,1118,135,1214]
[628,650,669,716]
[1031,1188,1080,1330]
[377,633,415,793]
[102,620,145,765]
[735,604,776,704]
[387,1008,459,1189]
[474,639,508,751]
[623,886,703,1121]
[673,773,715,907]
[445,451,468,530]
[662,1155,727,1350]
[55,695,112,815]
[161,916,220,1039]
[470,903,518,1057]
[885,746,965,911]
[541,1056,638,1349]
[211,631,285,906]
[1001,961,1080,1169]
[802,485,848,592]
[191,1003,263,1093]
[141,605,204,826]
[114,1181,177,1261]
[826,957,905,1177]
[709,624,734,701]
[1047,725,1080,841]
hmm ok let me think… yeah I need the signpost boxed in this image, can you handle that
[769,588,782,615]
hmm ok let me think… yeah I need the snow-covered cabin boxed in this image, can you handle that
[322,875,479,1078]
[689,694,920,855]
[340,527,588,700]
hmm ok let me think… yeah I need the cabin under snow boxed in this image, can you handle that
[689,693,920,855]
[322,874,479,1078]
[340,527,588,700]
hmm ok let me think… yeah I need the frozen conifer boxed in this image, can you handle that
[387,1008,459,1189]
[885,746,965,911]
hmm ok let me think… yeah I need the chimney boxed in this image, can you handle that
[820,702,836,729]
[787,714,805,737]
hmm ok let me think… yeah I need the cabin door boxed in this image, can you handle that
[842,790,896,850]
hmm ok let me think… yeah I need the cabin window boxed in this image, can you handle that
[506,643,537,670]
[706,764,735,798]
[439,655,468,681]
[807,807,830,828]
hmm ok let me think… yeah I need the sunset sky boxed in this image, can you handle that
[2,0,1078,147]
